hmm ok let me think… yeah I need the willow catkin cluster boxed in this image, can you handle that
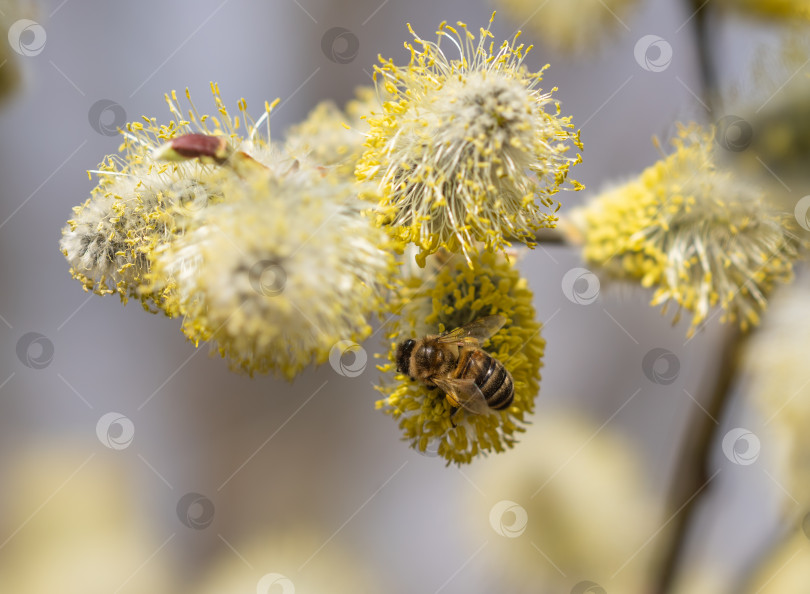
[60,84,278,312]
[357,15,583,266]
[150,168,394,379]
[572,123,801,337]
[376,249,543,465]
[284,86,381,176]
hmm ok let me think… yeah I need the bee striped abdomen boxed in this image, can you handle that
[463,350,514,410]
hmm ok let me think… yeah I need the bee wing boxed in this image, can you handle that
[436,315,507,347]
[433,376,491,416]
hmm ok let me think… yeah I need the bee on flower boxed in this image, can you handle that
[570,123,801,337]
[376,249,544,465]
[356,15,583,267]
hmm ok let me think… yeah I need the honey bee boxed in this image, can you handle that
[395,315,514,416]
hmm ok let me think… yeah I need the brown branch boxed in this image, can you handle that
[656,324,747,593]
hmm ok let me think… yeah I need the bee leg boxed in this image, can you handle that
[449,407,460,427]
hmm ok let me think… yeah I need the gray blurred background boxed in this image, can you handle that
[0,0,798,592]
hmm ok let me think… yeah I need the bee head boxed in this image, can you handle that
[395,339,416,376]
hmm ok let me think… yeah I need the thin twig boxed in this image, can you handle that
[656,325,746,593]
[690,0,718,112]
[654,2,728,590]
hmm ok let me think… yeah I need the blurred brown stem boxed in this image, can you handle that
[654,4,729,589]
[527,218,584,246]
[656,325,746,593]
[692,0,718,111]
